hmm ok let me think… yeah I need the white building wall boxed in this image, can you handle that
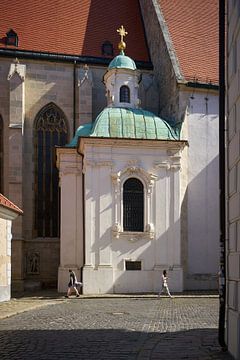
[82,141,185,294]
[0,217,12,302]
[182,91,219,289]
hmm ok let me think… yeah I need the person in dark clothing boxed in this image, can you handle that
[65,269,80,298]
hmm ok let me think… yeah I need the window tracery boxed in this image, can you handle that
[34,103,68,237]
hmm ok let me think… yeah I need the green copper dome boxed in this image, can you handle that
[90,108,178,140]
[67,108,179,146]
[67,123,92,147]
[108,54,136,70]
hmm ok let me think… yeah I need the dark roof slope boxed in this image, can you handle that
[159,0,219,85]
[0,0,150,63]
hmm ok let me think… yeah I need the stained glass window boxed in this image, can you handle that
[123,178,144,232]
[34,103,68,237]
[120,85,130,103]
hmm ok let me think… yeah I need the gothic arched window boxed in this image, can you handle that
[0,116,3,193]
[120,85,130,103]
[34,103,68,238]
[123,178,144,232]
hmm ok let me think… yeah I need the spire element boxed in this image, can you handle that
[117,25,128,54]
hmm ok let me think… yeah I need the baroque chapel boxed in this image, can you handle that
[0,0,219,293]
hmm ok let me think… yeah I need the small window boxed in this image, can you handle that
[125,261,141,271]
[120,85,130,103]
[6,29,18,47]
[123,178,144,231]
[102,41,113,56]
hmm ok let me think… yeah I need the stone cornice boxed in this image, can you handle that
[55,147,80,169]
[79,137,188,153]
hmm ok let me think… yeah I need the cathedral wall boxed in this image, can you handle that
[0,60,10,196]
[180,89,219,290]
[139,0,184,123]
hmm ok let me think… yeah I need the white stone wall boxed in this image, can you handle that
[0,217,12,302]
[80,139,185,294]
[181,90,219,289]
[226,1,240,358]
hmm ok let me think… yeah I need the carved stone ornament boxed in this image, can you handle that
[8,58,26,81]
[78,64,93,87]
[84,160,113,168]
[112,222,122,238]
[111,166,157,195]
[112,225,155,241]
[26,252,40,274]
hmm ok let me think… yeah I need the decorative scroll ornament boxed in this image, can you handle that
[111,166,157,195]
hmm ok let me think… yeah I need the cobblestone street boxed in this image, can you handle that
[0,296,233,359]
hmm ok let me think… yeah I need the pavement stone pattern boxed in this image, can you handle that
[0,294,234,360]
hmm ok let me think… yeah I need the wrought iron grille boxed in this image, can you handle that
[120,85,130,103]
[123,178,144,231]
[34,103,68,238]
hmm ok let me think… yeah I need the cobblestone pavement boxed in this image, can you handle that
[0,296,233,360]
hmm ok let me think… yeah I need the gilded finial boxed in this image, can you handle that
[117,25,128,54]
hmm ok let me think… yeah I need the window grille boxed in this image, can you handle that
[34,103,68,238]
[120,85,130,103]
[125,260,141,271]
[123,178,144,231]
[0,116,3,193]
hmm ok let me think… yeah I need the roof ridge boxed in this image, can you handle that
[152,0,185,83]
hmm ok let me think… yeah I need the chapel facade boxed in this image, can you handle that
[57,29,187,293]
[0,0,219,292]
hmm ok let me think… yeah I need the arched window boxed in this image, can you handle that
[0,116,3,193]
[123,178,144,232]
[34,103,68,238]
[120,85,130,103]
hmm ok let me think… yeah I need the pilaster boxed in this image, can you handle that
[8,59,26,291]
[56,149,83,292]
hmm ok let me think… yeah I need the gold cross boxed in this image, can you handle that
[117,25,128,42]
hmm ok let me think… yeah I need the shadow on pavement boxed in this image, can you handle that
[0,328,233,360]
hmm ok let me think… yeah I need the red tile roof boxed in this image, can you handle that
[0,194,23,215]
[159,0,219,85]
[0,0,150,63]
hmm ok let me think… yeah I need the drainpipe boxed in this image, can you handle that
[218,0,227,351]
[73,61,77,135]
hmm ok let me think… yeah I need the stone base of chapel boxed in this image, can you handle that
[58,266,82,293]
[82,265,183,294]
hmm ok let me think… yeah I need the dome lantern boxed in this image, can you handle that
[104,26,140,109]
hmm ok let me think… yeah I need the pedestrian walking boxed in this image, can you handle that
[158,269,173,298]
[65,269,82,298]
